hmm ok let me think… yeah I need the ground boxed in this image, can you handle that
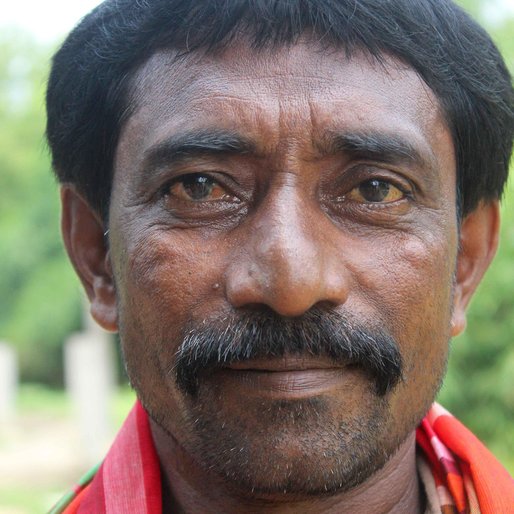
[0,385,135,514]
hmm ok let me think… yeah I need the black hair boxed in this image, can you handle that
[46,0,514,221]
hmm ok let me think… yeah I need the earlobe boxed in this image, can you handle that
[450,294,467,337]
[61,185,118,333]
[451,201,500,337]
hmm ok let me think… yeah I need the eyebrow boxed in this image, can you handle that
[140,129,256,176]
[316,131,436,171]
[139,128,437,181]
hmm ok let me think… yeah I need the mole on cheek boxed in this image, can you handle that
[400,239,432,268]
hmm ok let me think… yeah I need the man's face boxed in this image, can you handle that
[108,41,458,494]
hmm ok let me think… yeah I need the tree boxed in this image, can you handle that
[0,30,83,385]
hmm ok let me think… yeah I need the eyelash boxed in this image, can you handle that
[155,167,416,220]
[159,173,225,196]
[336,166,414,192]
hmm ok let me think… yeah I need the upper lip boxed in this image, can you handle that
[224,356,343,372]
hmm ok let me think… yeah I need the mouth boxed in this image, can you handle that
[205,356,354,399]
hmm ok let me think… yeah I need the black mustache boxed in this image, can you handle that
[173,308,403,397]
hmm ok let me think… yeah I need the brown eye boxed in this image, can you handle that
[168,174,230,202]
[347,179,405,203]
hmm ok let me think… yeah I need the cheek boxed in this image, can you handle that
[112,228,230,426]
[397,235,454,305]
[113,230,226,374]
[352,231,456,369]
[121,231,222,315]
[372,233,454,321]
[350,231,456,430]
[398,237,453,368]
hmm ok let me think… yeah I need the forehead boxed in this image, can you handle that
[116,39,451,176]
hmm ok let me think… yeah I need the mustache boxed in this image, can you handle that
[173,308,403,397]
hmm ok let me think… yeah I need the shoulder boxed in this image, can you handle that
[48,462,101,514]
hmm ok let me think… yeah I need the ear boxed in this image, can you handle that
[61,185,118,332]
[451,201,500,337]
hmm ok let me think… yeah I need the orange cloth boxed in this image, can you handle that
[52,402,514,513]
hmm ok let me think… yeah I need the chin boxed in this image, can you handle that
[174,392,407,498]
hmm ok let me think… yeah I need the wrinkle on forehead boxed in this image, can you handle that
[113,37,453,192]
[126,38,443,123]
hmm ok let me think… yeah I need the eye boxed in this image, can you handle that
[347,179,405,203]
[167,174,233,202]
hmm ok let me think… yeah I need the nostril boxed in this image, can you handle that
[226,249,349,314]
[312,299,343,313]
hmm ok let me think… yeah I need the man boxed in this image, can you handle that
[46,0,514,512]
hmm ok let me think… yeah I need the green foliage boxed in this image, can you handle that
[0,30,83,386]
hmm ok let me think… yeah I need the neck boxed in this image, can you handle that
[150,423,423,514]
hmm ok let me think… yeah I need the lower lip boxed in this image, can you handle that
[209,368,347,399]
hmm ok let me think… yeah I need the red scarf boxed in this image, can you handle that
[52,402,514,514]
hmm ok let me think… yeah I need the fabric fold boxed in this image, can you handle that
[51,402,514,514]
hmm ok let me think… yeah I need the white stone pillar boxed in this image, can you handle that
[64,326,116,465]
[0,342,18,422]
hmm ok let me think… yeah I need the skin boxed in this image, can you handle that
[61,39,500,513]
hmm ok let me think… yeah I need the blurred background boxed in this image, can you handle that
[0,0,513,512]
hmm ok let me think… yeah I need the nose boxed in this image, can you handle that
[225,191,349,317]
